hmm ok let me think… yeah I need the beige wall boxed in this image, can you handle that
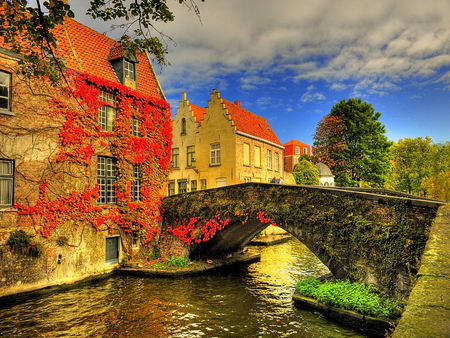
[170,93,201,194]
[170,90,286,192]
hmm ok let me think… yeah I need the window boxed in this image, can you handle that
[303,147,308,155]
[0,159,13,207]
[181,118,187,135]
[200,179,207,190]
[178,180,187,194]
[132,231,139,247]
[131,117,140,137]
[0,71,11,112]
[295,146,300,155]
[168,181,175,196]
[191,180,197,192]
[97,157,117,204]
[210,143,220,165]
[243,143,250,166]
[267,150,272,170]
[187,146,195,167]
[131,164,141,201]
[99,91,116,132]
[171,148,179,169]
[124,59,136,80]
[274,152,279,171]
[244,177,251,183]
[254,146,261,167]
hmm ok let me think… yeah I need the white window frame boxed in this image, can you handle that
[267,150,272,170]
[0,71,11,112]
[210,143,221,166]
[97,156,117,204]
[274,152,279,171]
[124,59,136,80]
[99,91,116,132]
[0,159,14,207]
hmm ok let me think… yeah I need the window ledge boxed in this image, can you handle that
[0,110,13,116]
[209,164,221,167]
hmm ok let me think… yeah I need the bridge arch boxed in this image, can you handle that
[162,183,443,297]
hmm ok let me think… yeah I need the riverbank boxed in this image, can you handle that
[293,293,397,337]
[118,252,261,278]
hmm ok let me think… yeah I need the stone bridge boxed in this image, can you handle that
[162,183,444,298]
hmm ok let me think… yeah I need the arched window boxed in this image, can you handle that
[181,118,186,135]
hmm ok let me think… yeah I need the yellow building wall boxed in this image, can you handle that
[195,90,237,189]
[170,93,199,194]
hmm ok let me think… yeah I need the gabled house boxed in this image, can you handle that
[283,139,311,173]
[0,17,171,297]
[169,89,284,194]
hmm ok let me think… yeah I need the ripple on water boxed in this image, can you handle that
[0,238,369,338]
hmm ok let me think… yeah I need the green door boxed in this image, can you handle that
[105,236,119,264]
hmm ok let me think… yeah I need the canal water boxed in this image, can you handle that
[0,238,369,338]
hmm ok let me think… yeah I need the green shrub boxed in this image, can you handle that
[7,230,44,257]
[295,277,401,318]
[166,256,189,268]
[148,245,161,261]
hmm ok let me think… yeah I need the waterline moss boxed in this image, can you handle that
[295,277,403,319]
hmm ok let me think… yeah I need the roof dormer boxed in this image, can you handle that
[108,46,138,89]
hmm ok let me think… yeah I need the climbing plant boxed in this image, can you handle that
[11,70,172,246]
[162,184,438,296]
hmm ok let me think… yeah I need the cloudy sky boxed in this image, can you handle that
[71,0,450,145]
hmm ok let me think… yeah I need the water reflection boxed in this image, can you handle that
[0,238,368,338]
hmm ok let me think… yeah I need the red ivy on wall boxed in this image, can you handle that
[15,70,172,244]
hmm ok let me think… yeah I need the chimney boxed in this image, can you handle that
[234,100,241,106]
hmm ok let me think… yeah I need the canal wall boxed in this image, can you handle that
[392,204,450,337]
[0,222,125,298]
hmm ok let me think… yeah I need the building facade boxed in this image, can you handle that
[0,18,171,297]
[169,89,284,194]
[283,139,312,173]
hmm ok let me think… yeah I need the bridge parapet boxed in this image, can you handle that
[162,183,444,297]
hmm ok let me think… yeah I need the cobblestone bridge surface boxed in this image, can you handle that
[392,204,450,338]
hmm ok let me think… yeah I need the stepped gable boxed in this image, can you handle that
[190,103,206,125]
[223,100,281,145]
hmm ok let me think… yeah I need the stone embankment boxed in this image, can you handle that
[392,204,450,337]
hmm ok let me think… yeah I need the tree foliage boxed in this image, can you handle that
[312,98,392,187]
[0,0,202,81]
[388,137,450,200]
[292,160,319,185]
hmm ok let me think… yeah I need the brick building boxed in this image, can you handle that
[0,18,171,297]
[283,139,312,173]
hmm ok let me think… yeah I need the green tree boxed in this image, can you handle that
[389,137,450,200]
[292,160,319,185]
[312,98,392,187]
[0,0,202,81]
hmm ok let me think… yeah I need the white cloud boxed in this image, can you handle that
[68,0,450,98]
[301,85,326,102]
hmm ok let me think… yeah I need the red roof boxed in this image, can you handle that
[53,19,164,100]
[190,103,206,125]
[223,100,281,146]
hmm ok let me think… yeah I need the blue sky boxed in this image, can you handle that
[71,0,450,145]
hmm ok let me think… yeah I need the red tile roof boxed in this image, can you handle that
[53,19,164,100]
[223,100,281,146]
[190,103,206,125]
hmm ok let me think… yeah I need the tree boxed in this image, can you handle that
[312,98,392,187]
[388,137,450,200]
[292,160,319,185]
[0,0,202,81]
